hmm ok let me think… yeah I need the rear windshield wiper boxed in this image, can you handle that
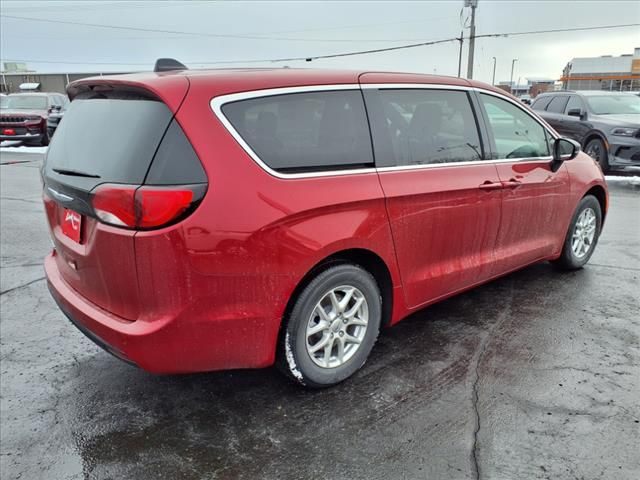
[52,168,101,178]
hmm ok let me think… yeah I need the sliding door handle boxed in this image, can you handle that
[479,181,503,191]
[502,179,522,189]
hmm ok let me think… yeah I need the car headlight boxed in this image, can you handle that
[611,127,638,137]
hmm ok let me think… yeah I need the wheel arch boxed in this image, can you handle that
[584,184,608,224]
[581,130,608,150]
[281,248,395,335]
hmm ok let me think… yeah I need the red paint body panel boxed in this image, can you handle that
[377,164,502,309]
[44,69,608,374]
[44,194,141,321]
[493,161,572,271]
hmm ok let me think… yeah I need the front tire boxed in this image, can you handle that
[584,138,609,173]
[40,130,50,147]
[552,195,602,270]
[278,264,381,388]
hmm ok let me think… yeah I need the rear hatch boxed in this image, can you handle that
[43,83,207,320]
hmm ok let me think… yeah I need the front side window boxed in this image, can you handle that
[565,95,583,114]
[480,94,550,159]
[372,89,482,166]
[222,90,373,173]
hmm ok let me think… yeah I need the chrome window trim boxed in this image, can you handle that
[376,156,554,173]
[210,82,558,179]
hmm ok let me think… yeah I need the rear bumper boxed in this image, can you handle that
[45,250,278,373]
[50,283,137,367]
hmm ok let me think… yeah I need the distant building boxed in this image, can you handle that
[497,77,555,98]
[561,48,640,91]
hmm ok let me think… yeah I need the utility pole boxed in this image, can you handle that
[457,31,464,77]
[465,0,478,79]
[491,56,497,85]
[510,58,518,94]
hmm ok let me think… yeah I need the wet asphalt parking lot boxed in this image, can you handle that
[1,148,639,480]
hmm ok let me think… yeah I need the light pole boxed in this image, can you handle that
[465,0,478,79]
[510,58,518,94]
[457,31,464,77]
[491,57,497,85]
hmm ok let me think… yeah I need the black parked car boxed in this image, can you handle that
[46,94,69,138]
[532,91,640,172]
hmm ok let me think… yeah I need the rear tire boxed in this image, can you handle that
[278,264,381,388]
[552,195,602,270]
[584,138,609,173]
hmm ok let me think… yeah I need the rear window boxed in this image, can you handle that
[221,90,373,173]
[45,90,205,190]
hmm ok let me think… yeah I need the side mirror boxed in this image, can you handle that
[553,137,580,162]
[567,108,587,120]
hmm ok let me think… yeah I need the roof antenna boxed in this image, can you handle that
[154,58,188,73]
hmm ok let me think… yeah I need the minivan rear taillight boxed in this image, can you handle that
[91,184,205,230]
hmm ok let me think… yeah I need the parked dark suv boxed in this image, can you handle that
[0,92,68,145]
[532,91,640,172]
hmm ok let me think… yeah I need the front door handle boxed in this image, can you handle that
[502,179,522,189]
[479,181,503,191]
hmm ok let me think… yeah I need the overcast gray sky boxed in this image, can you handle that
[1,0,639,84]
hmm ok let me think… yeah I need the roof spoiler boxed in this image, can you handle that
[154,58,188,73]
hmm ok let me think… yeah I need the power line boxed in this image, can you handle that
[1,8,459,36]
[287,23,640,63]
[475,23,640,39]
[3,23,638,67]
[0,37,459,66]
[0,1,212,12]
[0,14,459,43]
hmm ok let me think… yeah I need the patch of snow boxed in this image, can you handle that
[605,176,640,186]
[0,144,48,154]
[284,332,305,384]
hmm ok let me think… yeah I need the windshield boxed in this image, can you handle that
[586,95,640,115]
[0,95,48,110]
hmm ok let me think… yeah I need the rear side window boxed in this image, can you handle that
[221,90,373,173]
[46,91,173,189]
[368,89,482,166]
[532,96,553,111]
[145,119,207,185]
[480,93,550,159]
[546,96,570,113]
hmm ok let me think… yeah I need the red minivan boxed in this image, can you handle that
[43,64,608,387]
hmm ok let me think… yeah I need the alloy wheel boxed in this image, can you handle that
[305,285,369,369]
[571,207,597,259]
